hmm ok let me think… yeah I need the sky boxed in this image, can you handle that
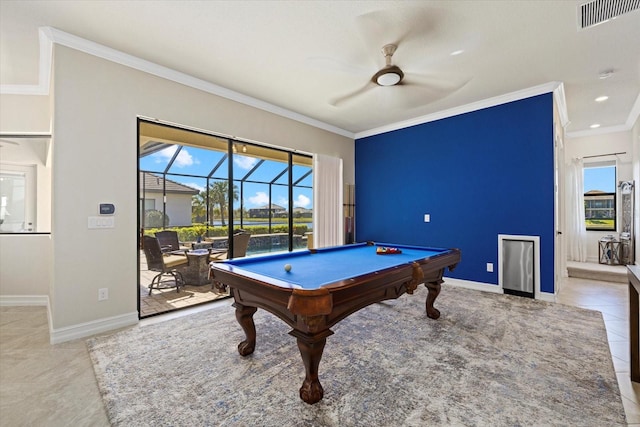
[584,165,616,193]
[139,145,313,209]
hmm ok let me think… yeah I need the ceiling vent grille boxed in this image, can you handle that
[580,0,640,29]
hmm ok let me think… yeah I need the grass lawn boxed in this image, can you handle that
[586,219,615,230]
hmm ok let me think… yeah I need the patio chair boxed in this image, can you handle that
[142,235,189,295]
[155,230,187,253]
[209,232,251,293]
[210,231,251,262]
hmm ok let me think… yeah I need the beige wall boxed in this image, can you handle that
[564,130,635,263]
[45,45,353,336]
[0,234,51,297]
[0,94,51,133]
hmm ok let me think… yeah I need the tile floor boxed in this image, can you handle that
[1,273,639,425]
[556,272,640,425]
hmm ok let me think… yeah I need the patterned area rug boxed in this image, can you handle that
[87,286,626,426]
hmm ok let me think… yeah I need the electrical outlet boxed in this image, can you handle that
[98,288,109,301]
[486,263,494,273]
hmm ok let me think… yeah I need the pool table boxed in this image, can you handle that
[210,241,461,404]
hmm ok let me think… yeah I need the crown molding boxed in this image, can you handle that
[626,91,640,128]
[5,27,355,139]
[354,82,562,140]
[5,26,635,142]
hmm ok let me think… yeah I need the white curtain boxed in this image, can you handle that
[312,154,343,248]
[566,158,587,262]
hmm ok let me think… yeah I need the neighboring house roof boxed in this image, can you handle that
[585,190,609,195]
[140,172,199,194]
[293,207,312,213]
[252,204,286,210]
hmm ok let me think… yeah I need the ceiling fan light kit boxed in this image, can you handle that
[373,65,404,86]
[372,44,404,86]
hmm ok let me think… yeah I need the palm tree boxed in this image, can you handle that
[192,192,207,223]
[210,181,239,226]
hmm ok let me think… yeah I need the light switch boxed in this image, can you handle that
[88,216,115,229]
[424,214,430,222]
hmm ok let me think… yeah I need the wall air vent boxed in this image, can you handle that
[580,0,640,29]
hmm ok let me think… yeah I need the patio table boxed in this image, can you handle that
[172,249,226,285]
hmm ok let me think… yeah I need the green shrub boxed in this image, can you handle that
[145,210,169,228]
[143,223,311,242]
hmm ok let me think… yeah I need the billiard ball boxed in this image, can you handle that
[284,264,292,272]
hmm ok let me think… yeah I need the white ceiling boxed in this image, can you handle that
[1,1,639,138]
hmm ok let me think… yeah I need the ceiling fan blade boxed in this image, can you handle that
[306,56,371,76]
[355,7,443,55]
[330,81,377,107]
[391,75,470,109]
[403,72,471,94]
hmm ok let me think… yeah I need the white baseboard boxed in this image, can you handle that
[443,278,503,293]
[1,295,139,344]
[538,291,557,303]
[443,278,557,303]
[49,311,139,345]
[0,295,50,306]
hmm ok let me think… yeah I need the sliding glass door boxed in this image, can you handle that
[137,119,312,317]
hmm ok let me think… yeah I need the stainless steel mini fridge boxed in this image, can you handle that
[502,239,534,298]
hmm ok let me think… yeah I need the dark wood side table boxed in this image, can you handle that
[628,265,640,382]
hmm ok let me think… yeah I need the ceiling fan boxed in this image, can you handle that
[330,42,469,108]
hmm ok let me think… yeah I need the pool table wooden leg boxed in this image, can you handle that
[290,330,332,404]
[234,302,257,356]
[297,336,325,404]
[424,279,443,319]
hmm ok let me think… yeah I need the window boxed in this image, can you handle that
[584,162,616,231]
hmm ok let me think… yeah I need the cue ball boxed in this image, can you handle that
[284,264,292,272]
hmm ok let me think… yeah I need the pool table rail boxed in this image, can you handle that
[212,247,460,333]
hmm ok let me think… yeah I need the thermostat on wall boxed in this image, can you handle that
[99,203,115,215]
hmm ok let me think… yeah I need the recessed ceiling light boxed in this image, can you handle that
[450,49,464,56]
[595,96,609,102]
[590,123,601,129]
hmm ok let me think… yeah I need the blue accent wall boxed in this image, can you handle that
[355,93,555,293]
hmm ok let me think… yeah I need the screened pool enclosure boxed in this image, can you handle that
[138,119,313,257]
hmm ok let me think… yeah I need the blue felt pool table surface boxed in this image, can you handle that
[220,242,450,290]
